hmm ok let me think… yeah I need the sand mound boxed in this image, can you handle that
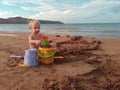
[56,36,101,55]
[42,60,120,90]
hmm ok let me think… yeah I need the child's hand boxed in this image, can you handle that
[35,40,41,46]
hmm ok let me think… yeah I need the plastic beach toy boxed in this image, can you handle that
[41,36,49,46]
[10,55,24,59]
[38,47,57,64]
[18,61,28,67]
[24,48,38,66]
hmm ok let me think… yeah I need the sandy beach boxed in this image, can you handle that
[0,32,120,90]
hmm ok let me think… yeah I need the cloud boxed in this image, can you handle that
[0,11,19,18]
[30,10,65,20]
[28,0,120,23]
[0,11,13,18]
[21,4,54,11]
[1,0,120,23]
[1,0,19,6]
[1,0,54,6]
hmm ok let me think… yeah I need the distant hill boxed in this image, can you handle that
[0,17,64,24]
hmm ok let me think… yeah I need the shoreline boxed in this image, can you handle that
[0,23,120,39]
[0,31,120,39]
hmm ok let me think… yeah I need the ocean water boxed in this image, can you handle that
[0,23,120,38]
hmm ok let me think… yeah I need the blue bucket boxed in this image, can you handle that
[24,48,38,66]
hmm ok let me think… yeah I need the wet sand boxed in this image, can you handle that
[0,32,120,90]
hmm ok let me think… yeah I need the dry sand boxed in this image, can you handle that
[0,32,120,90]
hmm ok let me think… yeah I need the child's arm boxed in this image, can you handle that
[28,35,41,45]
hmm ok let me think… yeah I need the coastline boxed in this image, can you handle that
[1,23,120,38]
[0,32,120,90]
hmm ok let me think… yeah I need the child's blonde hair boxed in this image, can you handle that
[29,19,40,29]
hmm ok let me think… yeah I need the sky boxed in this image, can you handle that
[0,0,120,23]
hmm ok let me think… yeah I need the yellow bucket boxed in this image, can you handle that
[38,47,57,64]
